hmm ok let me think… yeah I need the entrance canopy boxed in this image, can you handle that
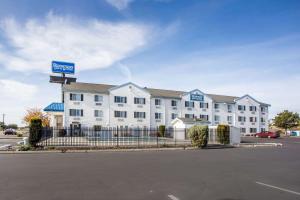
[44,102,64,112]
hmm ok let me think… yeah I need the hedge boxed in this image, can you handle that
[158,125,166,137]
[217,124,230,144]
[188,125,208,148]
[29,118,43,147]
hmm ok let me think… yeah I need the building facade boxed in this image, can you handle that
[50,82,270,135]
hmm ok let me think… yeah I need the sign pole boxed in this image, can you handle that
[62,73,65,103]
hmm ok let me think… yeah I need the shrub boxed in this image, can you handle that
[188,125,209,148]
[17,133,23,137]
[158,125,166,137]
[29,118,43,147]
[19,145,31,151]
[217,124,230,144]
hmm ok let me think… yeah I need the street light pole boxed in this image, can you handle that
[2,113,5,133]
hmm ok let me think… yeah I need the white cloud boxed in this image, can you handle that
[0,79,37,100]
[0,13,150,73]
[105,0,134,10]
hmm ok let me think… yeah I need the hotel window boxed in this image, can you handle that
[250,128,257,133]
[249,106,257,112]
[171,100,177,107]
[200,115,209,121]
[185,114,194,119]
[155,113,162,119]
[70,93,83,101]
[238,116,246,122]
[261,117,265,123]
[114,96,127,103]
[238,105,246,111]
[114,111,127,118]
[171,113,178,120]
[227,105,232,112]
[94,95,103,102]
[214,115,220,122]
[155,99,161,106]
[214,103,220,109]
[69,109,83,117]
[261,128,266,132]
[261,106,267,112]
[249,117,257,122]
[227,116,233,122]
[134,97,146,104]
[94,110,103,117]
[240,128,246,133]
[185,101,194,108]
[200,102,209,109]
[134,112,146,119]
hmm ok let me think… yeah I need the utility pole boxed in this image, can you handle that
[2,114,5,133]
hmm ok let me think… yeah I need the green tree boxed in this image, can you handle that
[6,124,18,130]
[273,110,300,134]
[0,122,5,130]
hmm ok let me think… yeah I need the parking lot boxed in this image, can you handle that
[0,137,299,200]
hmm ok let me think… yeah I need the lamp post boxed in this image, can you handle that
[2,114,5,133]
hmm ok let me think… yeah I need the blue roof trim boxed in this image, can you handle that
[44,103,64,112]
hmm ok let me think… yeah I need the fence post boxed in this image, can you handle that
[117,126,119,148]
[138,129,140,148]
[174,127,176,147]
[157,127,159,148]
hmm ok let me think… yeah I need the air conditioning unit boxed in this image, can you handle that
[137,105,143,108]
[251,111,255,114]
[252,122,255,125]
[96,118,102,121]
[118,118,124,122]
[73,117,81,121]
[228,110,232,113]
[73,102,80,105]
[118,104,124,107]
[137,119,143,122]
[172,107,177,110]
[202,109,206,112]
[156,120,161,123]
[95,103,102,106]
[156,106,161,109]
[215,110,219,112]
[240,122,244,125]
[187,108,192,111]
[240,111,244,114]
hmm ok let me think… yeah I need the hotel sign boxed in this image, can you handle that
[190,94,204,101]
[52,61,75,74]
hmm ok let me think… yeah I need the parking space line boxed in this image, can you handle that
[256,181,300,196]
[168,194,180,200]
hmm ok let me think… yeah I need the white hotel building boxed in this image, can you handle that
[44,82,270,135]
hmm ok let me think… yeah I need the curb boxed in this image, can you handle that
[235,143,283,148]
[0,147,195,154]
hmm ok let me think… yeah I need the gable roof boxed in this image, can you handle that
[44,103,64,112]
[206,94,238,104]
[63,82,115,93]
[145,88,184,99]
[235,94,270,106]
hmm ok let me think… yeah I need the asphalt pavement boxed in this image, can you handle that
[0,137,299,200]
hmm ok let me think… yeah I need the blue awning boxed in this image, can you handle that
[44,103,64,112]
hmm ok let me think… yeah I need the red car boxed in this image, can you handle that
[255,131,280,138]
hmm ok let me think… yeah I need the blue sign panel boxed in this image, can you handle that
[190,94,204,101]
[52,61,75,74]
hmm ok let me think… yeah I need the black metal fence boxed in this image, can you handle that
[38,127,191,148]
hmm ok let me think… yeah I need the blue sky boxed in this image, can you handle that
[0,0,299,125]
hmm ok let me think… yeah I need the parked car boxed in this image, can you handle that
[4,128,17,135]
[255,131,280,138]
